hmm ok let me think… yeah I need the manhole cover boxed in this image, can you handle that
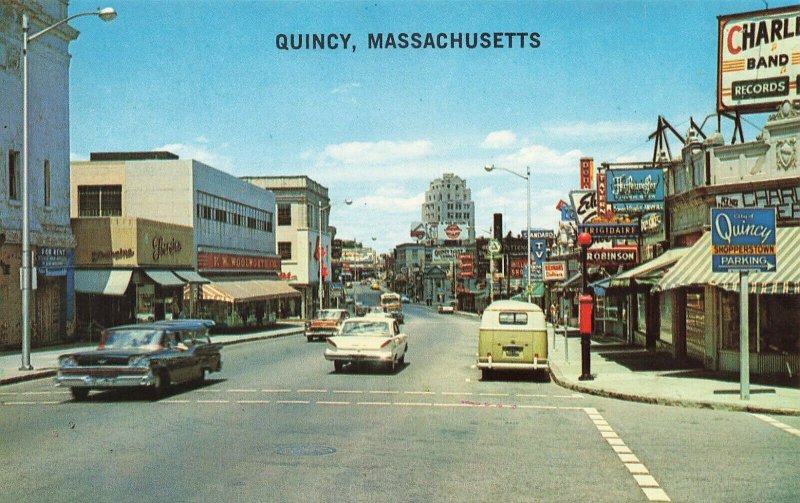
[276,445,336,456]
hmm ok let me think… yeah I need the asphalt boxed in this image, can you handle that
[1,314,798,416]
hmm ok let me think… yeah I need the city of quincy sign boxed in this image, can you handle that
[711,208,777,273]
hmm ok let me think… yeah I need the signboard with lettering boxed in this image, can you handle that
[570,190,597,224]
[580,157,594,189]
[521,229,556,240]
[715,186,800,221]
[597,171,607,216]
[37,247,72,277]
[410,221,425,239]
[432,247,467,261]
[586,246,639,267]
[530,239,547,281]
[543,261,567,282]
[198,252,282,273]
[606,168,664,205]
[717,5,800,113]
[579,223,641,240]
[711,208,777,273]
[561,204,576,222]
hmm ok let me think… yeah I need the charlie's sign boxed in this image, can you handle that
[718,6,800,113]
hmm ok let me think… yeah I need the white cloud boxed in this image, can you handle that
[331,82,362,94]
[155,141,234,172]
[319,139,433,165]
[544,120,651,140]
[481,130,517,149]
[497,144,583,174]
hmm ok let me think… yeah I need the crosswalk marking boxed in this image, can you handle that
[752,413,800,437]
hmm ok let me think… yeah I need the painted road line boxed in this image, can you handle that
[516,394,548,398]
[333,390,364,394]
[196,389,223,393]
[357,401,392,406]
[262,389,292,393]
[4,401,39,405]
[236,400,270,404]
[227,389,258,393]
[752,414,800,437]
[394,402,433,407]
[0,392,19,395]
[404,391,435,395]
[317,401,350,405]
[277,400,310,404]
[441,392,474,396]
[554,394,585,398]
[298,389,328,393]
[38,401,60,405]
[478,393,509,397]
[368,390,399,395]
[583,408,671,502]
[162,400,192,404]
[21,391,52,395]
[197,400,229,404]
[433,403,474,408]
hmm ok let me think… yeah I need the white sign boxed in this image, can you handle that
[432,247,467,261]
[487,239,502,256]
[717,6,800,113]
[542,261,567,282]
[569,190,597,224]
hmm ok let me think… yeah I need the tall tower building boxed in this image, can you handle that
[421,173,475,243]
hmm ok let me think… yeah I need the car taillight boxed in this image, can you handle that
[534,353,539,358]
[327,338,337,348]
[380,339,392,348]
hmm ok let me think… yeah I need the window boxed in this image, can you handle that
[498,312,528,325]
[8,150,20,200]
[77,185,122,216]
[43,160,51,207]
[266,212,273,232]
[278,203,291,226]
[214,208,227,223]
[278,242,292,259]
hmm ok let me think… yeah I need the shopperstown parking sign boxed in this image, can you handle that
[711,208,777,273]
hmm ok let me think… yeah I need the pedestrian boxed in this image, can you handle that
[549,301,557,324]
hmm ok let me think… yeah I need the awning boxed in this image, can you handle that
[559,273,582,290]
[609,248,691,289]
[144,270,186,287]
[656,227,800,294]
[200,279,302,303]
[173,270,211,284]
[74,269,133,296]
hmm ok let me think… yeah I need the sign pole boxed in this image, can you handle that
[740,270,750,400]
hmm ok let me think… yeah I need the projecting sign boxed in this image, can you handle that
[606,169,664,204]
[578,223,641,239]
[530,239,548,281]
[543,261,567,282]
[569,190,597,224]
[580,158,594,189]
[711,208,777,273]
[521,229,556,240]
[561,204,576,222]
[586,246,639,267]
[717,5,800,113]
[410,222,425,239]
[487,239,502,257]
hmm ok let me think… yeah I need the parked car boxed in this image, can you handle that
[55,319,221,400]
[400,295,410,304]
[324,314,408,373]
[476,300,548,380]
[438,300,457,314]
[306,309,350,342]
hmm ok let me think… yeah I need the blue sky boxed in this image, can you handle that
[68,0,793,252]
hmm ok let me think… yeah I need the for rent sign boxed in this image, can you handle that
[718,6,800,113]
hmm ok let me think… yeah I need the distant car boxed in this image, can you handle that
[400,295,410,304]
[438,301,456,314]
[354,301,368,317]
[55,320,221,400]
[306,309,350,342]
[324,315,408,373]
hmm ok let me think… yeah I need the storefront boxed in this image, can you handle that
[72,218,195,332]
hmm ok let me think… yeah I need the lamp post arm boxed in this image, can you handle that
[28,11,103,42]
[493,166,528,181]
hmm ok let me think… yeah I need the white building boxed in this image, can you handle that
[0,1,78,347]
[241,175,333,318]
[421,173,475,243]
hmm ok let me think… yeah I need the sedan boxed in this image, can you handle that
[324,315,408,373]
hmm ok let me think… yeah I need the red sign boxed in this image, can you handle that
[597,171,607,216]
[445,224,462,239]
[580,158,594,189]
[198,252,281,273]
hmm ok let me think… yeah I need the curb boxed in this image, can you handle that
[0,328,304,387]
[549,365,800,417]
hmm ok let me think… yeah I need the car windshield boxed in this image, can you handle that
[316,310,341,320]
[101,329,162,349]
[340,321,390,336]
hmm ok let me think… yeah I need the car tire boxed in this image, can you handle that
[481,369,494,381]
[150,370,170,400]
[307,336,313,343]
[195,366,206,385]
[398,354,405,366]
[70,387,89,401]
[334,361,344,372]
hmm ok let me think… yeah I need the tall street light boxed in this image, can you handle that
[20,7,117,370]
[484,165,531,302]
[317,199,352,312]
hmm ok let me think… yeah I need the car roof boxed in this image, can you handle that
[107,319,214,331]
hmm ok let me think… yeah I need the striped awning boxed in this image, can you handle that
[144,270,186,287]
[609,248,691,289]
[200,279,301,303]
[75,269,133,296]
[656,227,800,294]
[173,270,211,284]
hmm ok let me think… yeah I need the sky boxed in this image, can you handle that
[67,0,795,253]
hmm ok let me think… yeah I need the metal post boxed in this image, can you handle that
[318,201,323,313]
[564,313,569,362]
[740,271,750,400]
[526,166,531,303]
[20,14,32,371]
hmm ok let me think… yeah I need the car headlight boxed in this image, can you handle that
[129,355,151,368]
[58,356,78,368]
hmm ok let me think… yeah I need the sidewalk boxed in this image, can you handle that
[0,324,304,386]
[547,324,800,416]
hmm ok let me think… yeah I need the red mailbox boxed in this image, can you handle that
[579,294,593,335]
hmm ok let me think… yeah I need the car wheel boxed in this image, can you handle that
[195,366,206,385]
[70,387,89,401]
[307,336,313,343]
[334,361,344,372]
[481,369,494,381]
[151,370,170,400]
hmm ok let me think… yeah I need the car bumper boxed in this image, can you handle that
[55,367,155,388]
[477,357,549,370]
[325,349,394,363]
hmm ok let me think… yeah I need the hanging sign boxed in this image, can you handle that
[711,208,776,272]
[580,158,594,189]
[570,190,597,224]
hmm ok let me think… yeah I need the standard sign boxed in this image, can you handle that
[711,208,777,272]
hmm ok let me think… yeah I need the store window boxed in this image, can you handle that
[278,203,291,226]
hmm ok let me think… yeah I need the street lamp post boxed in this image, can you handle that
[485,165,531,302]
[317,199,352,312]
[577,231,593,381]
[19,7,117,370]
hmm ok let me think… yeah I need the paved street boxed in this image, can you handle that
[1,299,798,502]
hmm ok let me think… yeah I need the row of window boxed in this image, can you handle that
[7,150,52,207]
[196,191,273,233]
[78,185,121,216]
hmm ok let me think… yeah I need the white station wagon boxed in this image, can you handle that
[324,314,408,373]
